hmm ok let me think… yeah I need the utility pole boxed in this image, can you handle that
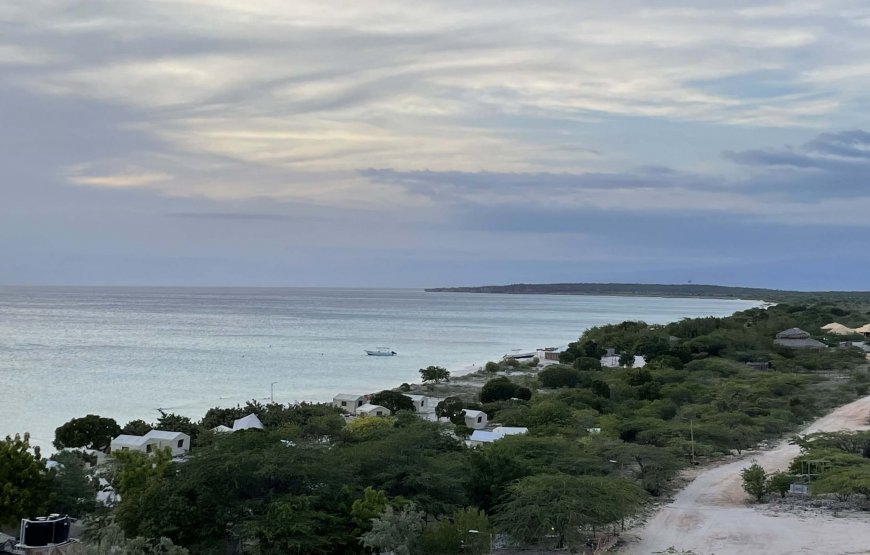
[270,382,278,403]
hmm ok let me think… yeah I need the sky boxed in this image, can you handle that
[1,1,869,289]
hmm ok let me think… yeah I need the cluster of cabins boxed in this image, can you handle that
[773,323,870,353]
[109,413,265,457]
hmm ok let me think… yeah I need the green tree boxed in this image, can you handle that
[538,366,582,388]
[0,433,48,526]
[54,414,121,452]
[741,462,768,502]
[493,474,645,549]
[480,377,518,403]
[154,411,199,442]
[371,390,416,413]
[574,357,603,371]
[420,365,451,384]
[619,352,635,368]
[435,397,465,421]
[351,486,390,533]
[360,503,425,555]
[47,451,98,518]
[767,472,794,498]
[484,361,500,373]
[121,419,154,436]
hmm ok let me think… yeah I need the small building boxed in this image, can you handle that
[142,430,190,456]
[462,409,488,430]
[232,413,264,431]
[356,403,391,417]
[774,328,827,349]
[403,394,434,413]
[333,394,367,413]
[110,430,191,456]
[536,346,567,362]
[822,322,856,335]
[856,324,870,340]
[466,430,504,446]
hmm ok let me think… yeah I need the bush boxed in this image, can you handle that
[574,357,602,371]
[484,361,500,373]
[480,377,519,403]
[515,387,532,401]
[538,366,582,389]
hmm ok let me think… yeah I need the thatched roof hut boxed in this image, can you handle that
[774,328,826,349]
[821,322,856,335]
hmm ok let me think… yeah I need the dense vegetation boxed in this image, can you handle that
[2,301,868,553]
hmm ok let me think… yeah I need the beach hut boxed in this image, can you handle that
[774,328,826,349]
[356,403,391,417]
[333,394,366,413]
[856,324,870,339]
[462,409,488,430]
[232,413,264,431]
[822,322,856,335]
[110,430,191,456]
[466,430,504,446]
[110,434,150,454]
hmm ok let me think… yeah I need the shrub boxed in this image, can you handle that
[480,377,519,403]
[574,357,602,371]
[538,366,582,389]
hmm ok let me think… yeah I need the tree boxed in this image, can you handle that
[360,503,425,555]
[619,352,635,368]
[574,357,603,371]
[767,472,794,498]
[47,451,98,518]
[54,414,121,452]
[420,365,451,384]
[154,411,199,442]
[484,361,500,373]
[480,377,518,403]
[122,419,154,436]
[371,390,416,413]
[741,462,768,502]
[493,474,645,549]
[515,387,532,401]
[435,397,464,421]
[538,366,581,388]
[351,486,390,533]
[0,433,48,526]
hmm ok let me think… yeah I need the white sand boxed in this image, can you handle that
[622,395,870,555]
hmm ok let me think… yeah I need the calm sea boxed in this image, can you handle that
[0,287,758,449]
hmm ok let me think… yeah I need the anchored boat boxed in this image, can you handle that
[365,347,397,356]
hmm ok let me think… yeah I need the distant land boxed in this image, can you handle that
[425,283,870,303]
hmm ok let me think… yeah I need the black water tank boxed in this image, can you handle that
[20,515,70,546]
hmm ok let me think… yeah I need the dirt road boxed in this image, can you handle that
[621,395,870,555]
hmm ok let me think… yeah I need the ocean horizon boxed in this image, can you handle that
[0,286,759,450]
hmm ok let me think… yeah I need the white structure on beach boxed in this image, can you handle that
[492,426,528,436]
[462,409,488,430]
[233,413,265,431]
[357,403,391,417]
[334,394,367,413]
[404,394,435,413]
[110,430,191,456]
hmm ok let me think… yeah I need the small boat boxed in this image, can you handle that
[366,347,397,356]
[503,349,535,360]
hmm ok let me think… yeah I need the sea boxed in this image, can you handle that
[0,287,759,450]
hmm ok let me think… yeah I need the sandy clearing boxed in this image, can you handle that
[621,394,870,555]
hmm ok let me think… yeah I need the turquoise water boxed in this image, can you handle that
[0,287,758,449]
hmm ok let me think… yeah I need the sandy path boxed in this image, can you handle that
[622,395,870,555]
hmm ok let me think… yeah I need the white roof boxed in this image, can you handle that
[404,394,427,401]
[212,425,233,433]
[112,434,150,446]
[492,426,528,436]
[232,413,264,431]
[145,430,187,441]
[357,403,390,414]
[856,324,870,333]
[334,393,364,401]
[469,430,503,443]
[462,409,485,418]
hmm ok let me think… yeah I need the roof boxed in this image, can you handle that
[145,430,188,441]
[334,393,364,401]
[404,394,427,401]
[212,425,233,433]
[232,413,264,431]
[822,323,856,335]
[776,328,811,339]
[774,337,827,349]
[856,324,870,333]
[112,434,149,446]
[462,409,485,418]
[357,403,389,411]
[469,430,503,443]
[492,426,528,436]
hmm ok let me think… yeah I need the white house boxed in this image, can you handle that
[232,413,264,431]
[110,430,191,456]
[466,430,503,446]
[334,394,367,413]
[403,394,434,413]
[462,409,488,430]
[356,403,391,417]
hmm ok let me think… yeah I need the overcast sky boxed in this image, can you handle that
[2,1,869,289]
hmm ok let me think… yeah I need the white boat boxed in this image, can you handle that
[503,349,535,360]
[365,347,397,356]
